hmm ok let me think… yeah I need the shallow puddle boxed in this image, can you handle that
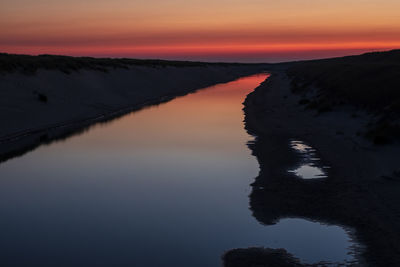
[288,140,329,179]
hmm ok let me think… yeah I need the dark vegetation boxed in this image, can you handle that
[0,53,263,75]
[287,49,400,143]
[33,91,48,103]
[37,93,48,103]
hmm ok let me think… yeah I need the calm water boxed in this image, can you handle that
[0,74,356,266]
[288,140,329,179]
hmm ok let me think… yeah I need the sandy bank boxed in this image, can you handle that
[228,71,400,266]
[0,65,265,162]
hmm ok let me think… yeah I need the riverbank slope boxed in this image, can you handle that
[226,68,400,266]
[0,53,267,162]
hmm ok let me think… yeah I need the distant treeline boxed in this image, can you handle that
[0,53,265,75]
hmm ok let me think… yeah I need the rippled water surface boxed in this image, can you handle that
[0,74,357,266]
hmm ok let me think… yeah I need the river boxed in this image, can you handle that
[0,74,357,266]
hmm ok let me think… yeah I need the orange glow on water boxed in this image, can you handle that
[79,74,269,150]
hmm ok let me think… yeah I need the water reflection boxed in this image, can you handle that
[0,88,196,165]
[0,74,361,266]
[288,140,329,179]
[289,164,326,179]
[0,74,269,267]
[241,91,368,266]
[241,134,361,265]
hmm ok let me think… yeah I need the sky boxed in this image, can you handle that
[1,0,400,62]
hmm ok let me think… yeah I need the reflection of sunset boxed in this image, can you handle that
[1,0,400,61]
[76,74,268,152]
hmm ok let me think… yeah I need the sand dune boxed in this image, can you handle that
[0,59,265,161]
[228,70,400,266]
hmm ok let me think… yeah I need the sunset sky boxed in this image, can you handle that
[1,0,400,62]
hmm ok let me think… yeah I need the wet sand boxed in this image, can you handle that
[230,71,400,266]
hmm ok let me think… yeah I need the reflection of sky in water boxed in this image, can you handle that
[0,74,356,266]
[289,140,329,179]
[290,164,327,179]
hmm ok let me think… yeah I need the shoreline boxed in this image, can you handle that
[2,51,399,265]
[225,71,400,266]
[0,65,265,163]
[0,91,188,164]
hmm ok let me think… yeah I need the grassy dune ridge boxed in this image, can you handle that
[0,53,267,163]
[287,49,400,143]
[0,53,262,75]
